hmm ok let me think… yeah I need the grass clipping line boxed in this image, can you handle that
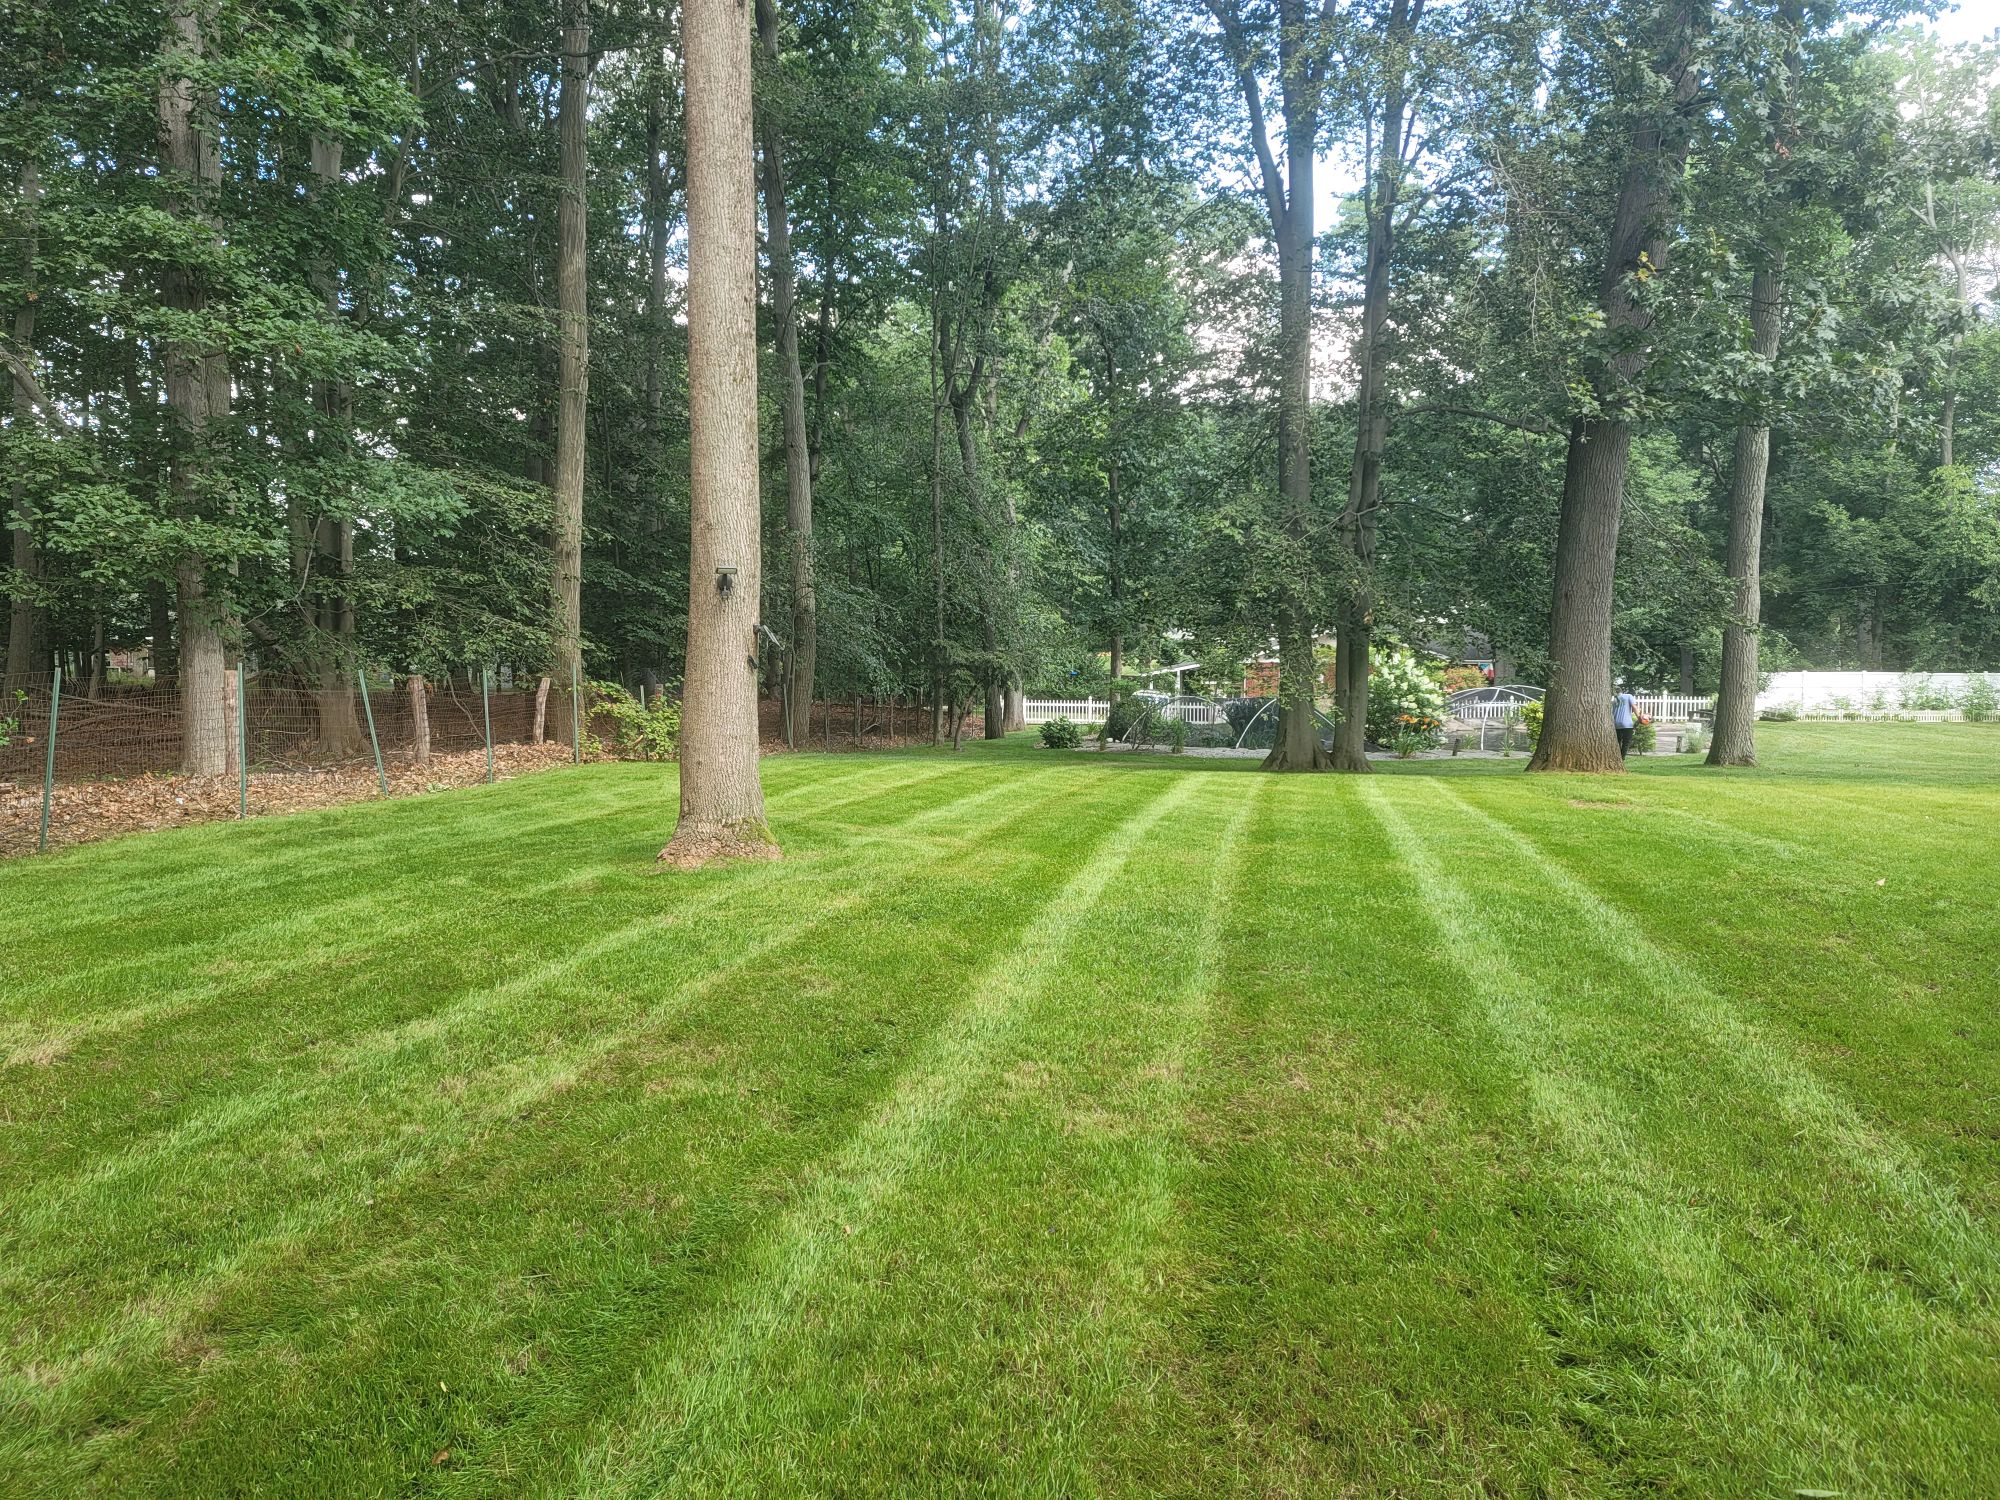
[657,816,781,870]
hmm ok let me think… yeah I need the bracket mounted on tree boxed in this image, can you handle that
[715,565,738,599]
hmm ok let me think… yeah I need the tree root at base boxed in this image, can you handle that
[656,819,782,870]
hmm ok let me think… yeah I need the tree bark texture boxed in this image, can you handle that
[5,160,43,693]
[550,0,591,687]
[409,673,431,764]
[1528,0,1701,773]
[160,0,232,775]
[1211,0,1331,771]
[1709,258,1782,767]
[1712,5,1801,767]
[664,0,775,865]
[756,0,817,750]
[1332,0,1419,773]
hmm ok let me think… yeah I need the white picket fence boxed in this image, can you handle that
[1452,693,1711,725]
[1022,695,1229,727]
[1022,697,1107,724]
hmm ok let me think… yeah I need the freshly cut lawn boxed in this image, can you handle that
[3,724,1997,1498]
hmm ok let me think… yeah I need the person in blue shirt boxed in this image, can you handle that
[1613,688,1638,759]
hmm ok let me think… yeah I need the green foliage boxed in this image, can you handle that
[1520,699,1544,749]
[1038,716,1082,750]
[1961,673,1998,723]
[1630,718,1658,755]
[588,682,680,761]
[1364,649,1446,752]
[1898,675,1957,711]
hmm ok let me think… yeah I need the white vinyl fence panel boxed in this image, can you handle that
[1758,670,1995,717]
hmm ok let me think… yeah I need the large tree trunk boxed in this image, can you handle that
[663,0,775,865]
[159,0,232,775]
[1528,0,1701,773]
[756,0,817,751]
[1709,264,1781,767]
[550,0,590,689]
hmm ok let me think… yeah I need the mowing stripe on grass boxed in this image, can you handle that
[5,764,1070,1224]
[1364,778,1998,1491]
[0,768,1105,1417]
[1428,778,1997,1271]
[9,768,1164,1492]
[549,773,1199,1497]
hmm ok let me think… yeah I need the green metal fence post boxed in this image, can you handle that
[236,666,249,819]
[482,667,495,783]
[37,666,62,853]
[570,662,581,764]
[357,669,387,797]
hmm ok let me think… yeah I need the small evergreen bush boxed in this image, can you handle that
[1039,716,1082,749]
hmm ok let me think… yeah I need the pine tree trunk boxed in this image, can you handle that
[550,0,590,687]
[409,673,431,765]
[756,0,817,752]
[1528,0,1700,773]
[663,0,775,865]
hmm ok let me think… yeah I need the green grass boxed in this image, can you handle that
[3,722,1997,1497]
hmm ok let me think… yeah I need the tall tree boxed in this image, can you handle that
[664,0,777,865]
[1528,0,1707,772]
[1709,3,1802,767]
[4,158,40,693]
[1331,0,1424,772]
[158,0,234,775]
[551,0,593,689]
[1206,0,1340,770]
[756,0,818,747]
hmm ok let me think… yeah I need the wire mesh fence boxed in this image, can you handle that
[1,673,947,858]
[0,667,589,858]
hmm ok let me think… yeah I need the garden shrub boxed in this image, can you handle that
[1963,674,1998,723]
[589,682,681,759]
[1630,718,1657,754]
[1039,716,1081,749]
[1899,674,1957,712]
[1365,649,1446,751]
[1102,694,1154,741]
[1680,725,1708,755]
[1759,706,1798,722]
[1519,698,1543,748]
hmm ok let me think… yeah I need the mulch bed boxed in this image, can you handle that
[0,743,579,859]
[3,698,981,860]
